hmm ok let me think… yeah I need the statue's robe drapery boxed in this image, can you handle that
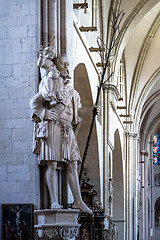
[30,83,82,164]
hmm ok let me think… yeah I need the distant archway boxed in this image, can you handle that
[113,129,124,239]
[74,63,100,195]
[155,197,160,226]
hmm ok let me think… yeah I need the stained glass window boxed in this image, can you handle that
[153,134,160,164]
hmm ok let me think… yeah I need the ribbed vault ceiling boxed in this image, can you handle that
[114,0,160,135]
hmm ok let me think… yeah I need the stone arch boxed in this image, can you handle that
[135,68,160,131]
[113,129,124,239]
[141,110,160,149]
[139,89,160,132]
[74,63,100,195]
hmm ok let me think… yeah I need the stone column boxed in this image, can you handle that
[48,0,57,44]
[149,140,154,240]
[60,0,73,66]
[102,83,121,217]
[60,0,66,54]
[57,0,61,55]
[102,83,110,215]
[140,150,148,240]
[42,0,49,46]
[40,0,60,51]
[125,132,138,240]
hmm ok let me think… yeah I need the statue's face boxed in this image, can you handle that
[60,69,69,79]
[56,56,69,72]
[44,47,56,60]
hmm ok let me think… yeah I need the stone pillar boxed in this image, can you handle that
[48,0,57,44]
[102,84,110,215]
[60,0,73,68]
[125,132,138,240]
[57,0,61,55]
[149,140,154,240]
[40,0,60,51]
[42,0,49,46]
[102,83,121,218]
[140,150,148,240]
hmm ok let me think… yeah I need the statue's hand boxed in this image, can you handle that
[93,105,100,115]
[44,109,58,121]
[38,49,44,58]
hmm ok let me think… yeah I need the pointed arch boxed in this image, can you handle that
[113,129,125,239]
[155,197,160,226]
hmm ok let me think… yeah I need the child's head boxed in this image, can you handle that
[44,46,56,60]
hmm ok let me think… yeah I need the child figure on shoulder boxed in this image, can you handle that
[37,37,65,105]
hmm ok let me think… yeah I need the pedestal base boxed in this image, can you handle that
[34,209,80,240]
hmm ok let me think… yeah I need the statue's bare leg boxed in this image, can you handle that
[46,162,63,209]
[66,161,93,214]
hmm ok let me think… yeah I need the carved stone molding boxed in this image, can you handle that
[125,132,138,139]
[103,83,121,101]
[36,226,80,240]
[35,209,80,240]
[140,150,148,157]
[107,139,114,151]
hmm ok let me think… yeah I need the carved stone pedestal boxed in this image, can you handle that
[34,209,80,240]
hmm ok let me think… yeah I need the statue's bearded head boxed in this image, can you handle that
[55,54,71,81]
[56,54,69,71]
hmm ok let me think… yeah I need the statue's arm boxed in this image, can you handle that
[37,55,48,69]
[78,106,100,117]
[30,92,45,121]
[37,55,43,67]
[78,107,93,117]
[30,92,58,121]
[74,90,100,118]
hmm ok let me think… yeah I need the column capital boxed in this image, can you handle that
[140,150,148,157]
[103,83,120,101]
[125,132,138,139]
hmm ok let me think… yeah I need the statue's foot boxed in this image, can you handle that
[72,201,93,215]
[51,202,63,209]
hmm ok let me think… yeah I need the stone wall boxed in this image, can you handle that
[0,0,40,233]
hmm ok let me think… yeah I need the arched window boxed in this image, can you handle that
[117,60,124,98]
[153,134,160,164]
[116,54,126,102]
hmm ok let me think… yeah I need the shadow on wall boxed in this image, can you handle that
[74,63,100,195]
[113,129,124,239]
